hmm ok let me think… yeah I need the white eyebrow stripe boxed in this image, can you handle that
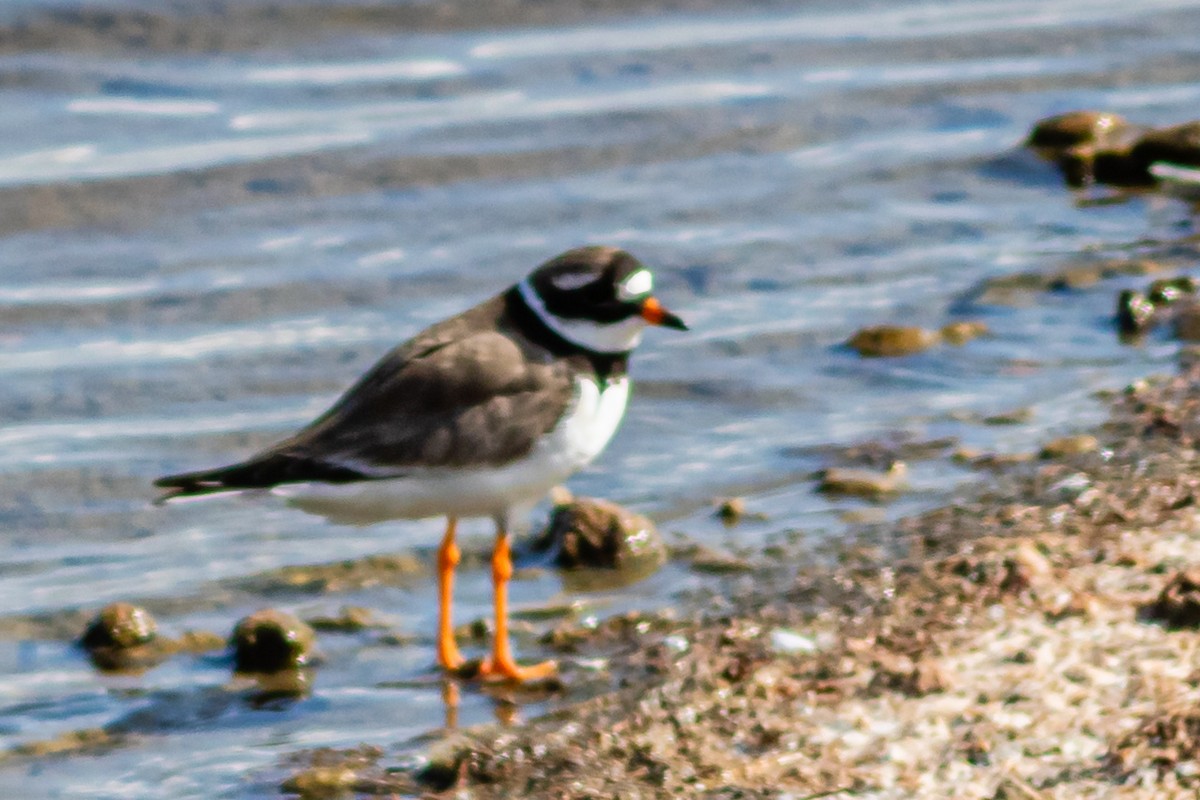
[618,269,653,301]
[551,271,598,290]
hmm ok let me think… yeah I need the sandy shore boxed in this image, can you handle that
[276,356,1200,798]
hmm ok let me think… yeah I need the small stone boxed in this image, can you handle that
[983,408,1034,426]
[1048,266,1103,291]
[940,321,988,345]
[1117,289,1157,336]
[1046,591,1102,621]
[715,497,746,525]
[1131,121,1200,171]
[231,609,316,673]
[847,325,940,357]
[839,507,888,524]
[306,606,379,632]
[1013,542,1053,579]
[1075,126,1154,188]
[817,462,907,499]
[662,634,690,654]
[280,766,357,798]
[1147,276,1198,306]
[967,451,1035,471]
[510,600,586,622]
[456,617,492,642]
[81,602,157,651]
[1144,570,1200,629]
[11,728,118,758]
[998,543,1053,595]
[869,652,951,697]
[686,545,754,575]
[80,603,160,671]
[415,754,463,793]
[769,628,819,655]
[952,447,984,463]
[529,497,665,571]
[1026,111,1152,187]
[1026,110,1129,151]
[1039,434,1100,459]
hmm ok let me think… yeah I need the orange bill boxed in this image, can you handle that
[640,296,688,330]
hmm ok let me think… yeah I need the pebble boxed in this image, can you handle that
[231,609,316,673]
[847,325,939,357]
[816,462,907,498]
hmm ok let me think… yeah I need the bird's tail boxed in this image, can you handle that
[154,453,370,504]
[153,463,255,504]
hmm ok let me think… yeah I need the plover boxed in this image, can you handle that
[155,245,687,681]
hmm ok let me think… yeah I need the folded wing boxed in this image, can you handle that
[155,328,574,501]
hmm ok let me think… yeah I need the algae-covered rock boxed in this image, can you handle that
[681,544,754,575]
[1025,111,1130,151]
[1116,276,1200,341]
[816,462,907,499]
[281,766,357,799]
[306,606,381,633]
[81,602,157,651]
[1025,111,1151,188]
[1039,435,1100,459]
[231,609,316,673]
[847,325,939,357]
[80,602,161,671]
[1147,276,1198,306]
[715,497,746,525]
[530,497,665,572]
[1130,121,1200,170]
[1117,289,1158,337]
[940,321,988,346]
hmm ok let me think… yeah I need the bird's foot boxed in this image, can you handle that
[437,642,466,674]
[477,655,557,683]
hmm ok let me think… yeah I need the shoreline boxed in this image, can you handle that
[323,357,1200,798]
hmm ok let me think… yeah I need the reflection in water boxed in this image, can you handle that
[442,680,460,730]
[239,669,313,709]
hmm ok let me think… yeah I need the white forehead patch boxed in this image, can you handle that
[617,269,653,301]
[551,270,598,291]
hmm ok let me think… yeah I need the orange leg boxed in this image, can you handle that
[436,517,465,672]
[478,530,556,682]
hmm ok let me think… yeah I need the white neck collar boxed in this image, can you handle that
[518,278,646,354]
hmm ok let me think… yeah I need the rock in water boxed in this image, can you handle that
[80,602,159,671]
[231,609,316,673]
[530,497,666,588]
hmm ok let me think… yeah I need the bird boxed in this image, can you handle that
[154,245,687,682]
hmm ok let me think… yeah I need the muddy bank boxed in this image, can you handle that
[282,361,1200,798]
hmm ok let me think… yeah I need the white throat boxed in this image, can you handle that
[518,278,646,354]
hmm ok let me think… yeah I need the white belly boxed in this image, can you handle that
[274,376,630,526]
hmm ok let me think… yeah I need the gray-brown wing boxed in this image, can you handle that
[155,299,576,498]
[267,328,575,475]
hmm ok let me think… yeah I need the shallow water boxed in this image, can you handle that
[2,0,1199,795]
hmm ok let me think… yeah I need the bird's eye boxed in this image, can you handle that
[617,269,653,302]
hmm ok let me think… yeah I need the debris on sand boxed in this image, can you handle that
[386,363,1200,799]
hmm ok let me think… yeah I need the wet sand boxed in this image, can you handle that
[262,356,1200,798]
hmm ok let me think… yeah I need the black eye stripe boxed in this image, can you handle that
[526,247,649,323]
[539,290,639,323]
